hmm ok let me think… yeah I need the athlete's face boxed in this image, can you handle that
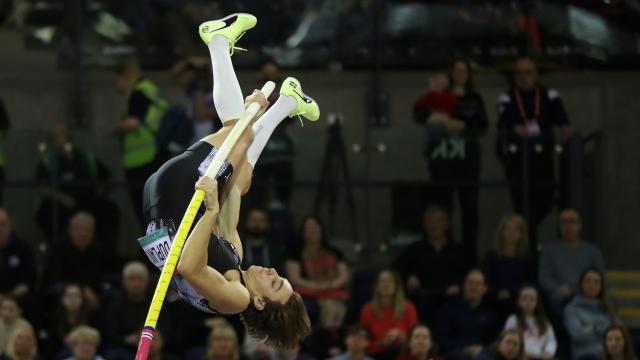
[247,266,293,308]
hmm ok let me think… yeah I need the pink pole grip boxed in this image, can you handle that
[135,327,155,360]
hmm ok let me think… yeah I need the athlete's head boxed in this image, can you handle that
[241,266,310,349]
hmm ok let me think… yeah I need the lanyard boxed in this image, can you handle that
[514,87,540,122]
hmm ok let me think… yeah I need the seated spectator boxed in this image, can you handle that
[34,122,119,253]
[392,206,467,326]
[103,261,152,358]
[483,214,535,318]
[43,283,97,357]
[63,325,105,360]
[328,324,374,360]
[360,270,418,360]
[204,323,245,360]
[395,324,442,360]
[44,212,102,309]
[504,286,557,359]
[476,329,524,360]
[539,208,605,316]
[602,324,636,360]
[564,268,616,360]
[0,209,35,301]
[436,269,499,360]
[2,323,38,360]
[0,296,30,353]
[241,208,286,274]
[286,216,350,329]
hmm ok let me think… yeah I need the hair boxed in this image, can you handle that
[603,324,636,360]
[345,323,369,338]
[206,323,240,360]
[494,214,529,258]
[579,267,615,319]
[117,57,142,78]
[67,325,101,346]
[240,292,311,349]
[449,58,475,92]
[371,269,408,319]
[494,329,525,360]
[69,211,95,228]
[466,267,487,284]
[6,323,38,359]
[423,205,448,221]
[515,285,550,335]
[123,261,149,280]
[57,283,90,340]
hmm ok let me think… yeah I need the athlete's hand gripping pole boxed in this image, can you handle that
[135,81,276,360]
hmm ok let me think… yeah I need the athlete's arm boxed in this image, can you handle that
[177,177,250,314]
[217,185,243,261]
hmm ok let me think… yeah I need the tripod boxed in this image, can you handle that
[313,115,359,246]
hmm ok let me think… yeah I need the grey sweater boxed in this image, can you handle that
[563,296,613,360]
[538,241,606,294]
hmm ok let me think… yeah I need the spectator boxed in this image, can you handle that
[34,122,119,253]
[114,58,169,225]
[539,208,606,316]
[2,324,38,360]
[392,206,467,326]
[602,325,636,360]
[482,214,535,318]
[0,209,35,301]
[64,325,105,360]
[328,324,374,360]
[0,297,30,353]
[241,208,286,274]
[286,216,350,329]
[504,286,557,359]
[248,61,295,209]
[414,60,488,263]
[395,324,441,360]
[436,269,499,360]
[476,329,525,360]
[44,212,102,309]
[163,56,219,160]
[104,261,152,357]
[564,268,616,360]
[204,323,244,360]
[43,283,97,357]
[497,56,572,247]
[360,269,418,359]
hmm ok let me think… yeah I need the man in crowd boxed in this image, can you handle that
[436,269,499,360]
[392,206,467,326]
[497,56,573,249]
[329,324,374,360]
[241,207,286,274]
[539,208,605,315]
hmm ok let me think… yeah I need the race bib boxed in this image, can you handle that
[137,227,173,269]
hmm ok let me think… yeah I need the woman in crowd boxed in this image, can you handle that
[413,59,488,263]
[64,325,104,360]
[46,283,96,356]
[483,214,535,318]
[286,216,350,329]
[2,324,39,360]
[602,324,636,360]
[360,269,418,360]
[0,297,30,354]
[504,286,557,359]
[204,324,245,360]
[476,329,525,360]
[394,324,440,360]
[564,267,616,360]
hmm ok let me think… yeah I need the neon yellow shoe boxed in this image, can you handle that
[280,77,320,121]
[198,13,257,54]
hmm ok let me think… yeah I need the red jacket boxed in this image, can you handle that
[360,302,418,354]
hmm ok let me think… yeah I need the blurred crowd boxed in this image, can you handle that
[0,53,634,360]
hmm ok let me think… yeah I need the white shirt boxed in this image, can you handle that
[505,314,557,358]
